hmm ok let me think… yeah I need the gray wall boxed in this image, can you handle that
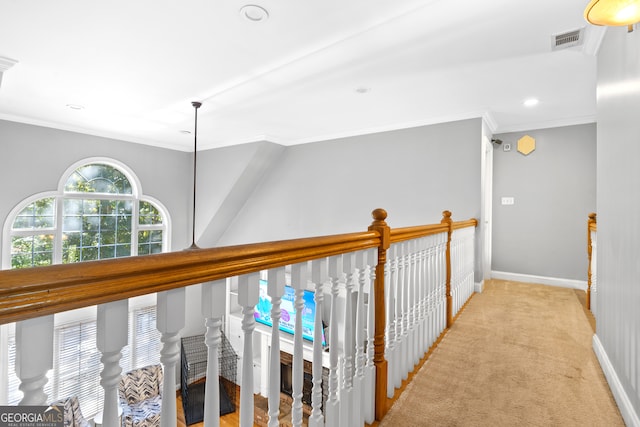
[195,141,285,247]
[594,26,640,423]
[216,119,483,247]
[492,124,596,281]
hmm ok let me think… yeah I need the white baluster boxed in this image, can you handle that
[238,273,260,427]
[96,301,128,427]
[340,252,356,427]
[202,279,227,427]
[290,262,308,427]
[157,288,185,427]
[326,255,343,427]
[414,239,424,357]
[365,249,377,424]
[410,240,420,367]
[392,244,403,390]
[309,258,327,427]
[440,233,448,334]
[428,237,437,348]
[419,238,428,355]
[353,251,367,427]
[15,315,54,405]
[385,243,396,398]
[267,268,285,427]
[401,242,411,379]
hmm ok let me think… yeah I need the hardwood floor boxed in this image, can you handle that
[176,388,308,427]
[176,392,241,427]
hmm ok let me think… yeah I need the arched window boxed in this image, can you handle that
[1,159,170,415]
[5,159,170,269]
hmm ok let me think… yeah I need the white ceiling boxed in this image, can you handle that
[0,0,604,152]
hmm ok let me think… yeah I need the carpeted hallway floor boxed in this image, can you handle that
[378,279,624,427]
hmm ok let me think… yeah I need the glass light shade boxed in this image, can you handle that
[584,0,640,26]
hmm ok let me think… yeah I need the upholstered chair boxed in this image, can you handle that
[50,395,91,427]
[118,364,163,427]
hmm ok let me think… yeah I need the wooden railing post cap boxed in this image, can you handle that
[589,212,597,221]
[371,208,388,224]
[369,208,390,250]
[441,210,452,223]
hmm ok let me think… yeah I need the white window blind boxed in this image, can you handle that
[4,304,160,418]
[54,319,102,417]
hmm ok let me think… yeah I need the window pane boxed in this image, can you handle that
[12,198,55,230]
[137,230,163,256]
[81,246,98,261]
[63,199,132,261]
[139,202,163,225]
[100,245,115,259]
[64,164,132,194]
[11,235,54,269]
[116,244,131,257]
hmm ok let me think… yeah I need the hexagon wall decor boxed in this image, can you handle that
[517,135,536,155]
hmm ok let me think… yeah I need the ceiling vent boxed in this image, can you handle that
[551,28,584,51]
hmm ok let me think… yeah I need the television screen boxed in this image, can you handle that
[254,279,326,346]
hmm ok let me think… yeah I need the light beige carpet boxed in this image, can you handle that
[379,279,624,427]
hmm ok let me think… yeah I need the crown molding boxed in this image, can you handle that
[0,56,18,72]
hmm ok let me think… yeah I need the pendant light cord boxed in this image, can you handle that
[190,101,202,249]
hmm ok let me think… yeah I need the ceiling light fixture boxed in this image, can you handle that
[523,98,539,107]
[584,0,640,28]
[355,87,371,94]
[240,5,269,22]
[66,104,85,110]
[188,101,202,250]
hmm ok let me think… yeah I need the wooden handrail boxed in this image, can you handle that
[587,212,597,310]
[0,230,380,325]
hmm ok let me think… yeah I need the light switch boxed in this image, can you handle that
[501,197,515,205]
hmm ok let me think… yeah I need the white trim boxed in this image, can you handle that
[494,115,596,135]
[592,334,640,427]
[491,270,587,290]
[474,280,484,293]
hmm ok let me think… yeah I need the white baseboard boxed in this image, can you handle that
[491,271,587,291]
[593,334,640,427]
[475,281,484,293]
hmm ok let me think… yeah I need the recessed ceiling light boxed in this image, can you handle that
[355,87,371,94]
[240,5,269,22]
[66,104,85,110]
[523,98,539,107]
[180,130,191,135]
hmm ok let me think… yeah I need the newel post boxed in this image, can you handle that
[368,208,390,421]
[441,210,454,328]
[587,212,597,310]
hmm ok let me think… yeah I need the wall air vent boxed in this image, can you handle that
[551,28,584,51]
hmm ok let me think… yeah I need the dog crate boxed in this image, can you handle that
[180,333,237,425]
